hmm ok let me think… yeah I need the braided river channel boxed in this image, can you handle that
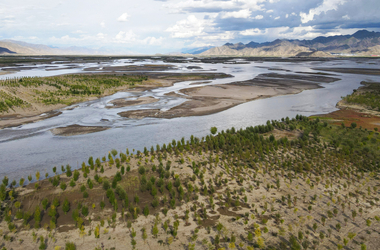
[0,58,379,181]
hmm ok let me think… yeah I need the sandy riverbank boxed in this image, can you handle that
[0,72,230,129]
[50,124,110,136]
[106,96,158,109]
[118,73,340,119]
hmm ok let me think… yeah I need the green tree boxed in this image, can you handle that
[247,231,253,242]
[336,223,341,232]
[42,198,49,210]
[142,227,148,244]
[352,210,357,221]
[289,235,301,250]
[2,176,9,186]
[312,223,317,232]
[348,232,356,241]
[34,206,41,228]
[366,219,372,227]
[19,177,25,187]
[39,236,46,250]
[210,127,217,135]
[152,223,159,238]
[65,242,76,250]
[143,205,149,217]
[63,198,70,214]
[319,232,325,242]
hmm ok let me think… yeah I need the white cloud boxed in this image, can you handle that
[142,36,164,45]
[266,10,274,13]
[285,14,289,18]
[73,30,85,34]
[254,15,264,19]
[342,14,350,20]
[166,15,208,38]
[117,13,130,22]
[221,9,251,19]
[274,16,280,20]
[165,0,266,13]
[300,0,346,23]
[96,33,106,39]
[100,21,106,28]
[189,41,215,47]
[115,30,138,43]
[240,28,265,36]
[202,31,235,40]
[260,26,358,40]
[114,31,163,46]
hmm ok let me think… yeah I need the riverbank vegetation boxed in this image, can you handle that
[0,114,379,249]
[0,74,148,113]
[342,81,380,111]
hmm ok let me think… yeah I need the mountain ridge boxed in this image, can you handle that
[200,30,380,57]
[0,30,379,56]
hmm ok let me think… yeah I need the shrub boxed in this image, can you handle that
[73,170,80,181]
[143,205,149,217]
[103,180,110,190]
[65,242,76,250]
[81,206,89,217]
[42,198,49,210]
[138,166,146,175]
[52,198,60,207]
[63,198,70,214]
[210,127,217,135]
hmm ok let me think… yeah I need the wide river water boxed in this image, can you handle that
[0,58,379,181]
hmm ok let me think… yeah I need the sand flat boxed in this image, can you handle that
[50,124,109,136]
[106,96,158,109]
[119,73,338,119]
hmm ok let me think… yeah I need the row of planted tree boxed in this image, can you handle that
[0,114,379,249]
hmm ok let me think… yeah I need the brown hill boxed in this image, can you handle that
[201,40,311,57]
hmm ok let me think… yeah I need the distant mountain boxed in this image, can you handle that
[0,40,100,55]
[200,30,380,57]
[0,40,139,55]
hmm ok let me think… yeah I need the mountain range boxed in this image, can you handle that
[0,40,138,56]
[200,30,380,57]
[0,30,379,57]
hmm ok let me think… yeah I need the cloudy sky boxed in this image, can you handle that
[1,0,379,54]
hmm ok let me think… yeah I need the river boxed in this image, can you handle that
[0,58,379,181]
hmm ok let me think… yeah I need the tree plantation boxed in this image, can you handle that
[1,115,380,249]
[0,74,147,113]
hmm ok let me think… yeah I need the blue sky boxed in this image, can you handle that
[1,0,379,54]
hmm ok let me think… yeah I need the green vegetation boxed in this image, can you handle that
[0,90,29,112]
[342,81,380,111]
[0,74,147,113]
[0,114,380,249]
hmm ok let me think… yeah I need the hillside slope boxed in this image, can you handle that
[200,30,380,57]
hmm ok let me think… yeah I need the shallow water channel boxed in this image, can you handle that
[0,58,379,181]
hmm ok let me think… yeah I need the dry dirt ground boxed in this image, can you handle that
[1,128,380,250]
